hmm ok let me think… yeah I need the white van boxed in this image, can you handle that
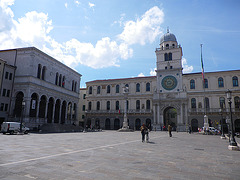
[1,122,29,134]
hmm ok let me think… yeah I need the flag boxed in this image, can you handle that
[200,44,205,83]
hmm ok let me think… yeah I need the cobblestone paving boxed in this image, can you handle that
[0,131,239,180]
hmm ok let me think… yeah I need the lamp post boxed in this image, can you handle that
[226,89,239,150]
[219,108,226,139]
[20,100,25,134]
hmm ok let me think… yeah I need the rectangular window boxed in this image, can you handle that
[7,90,10,97]
[5,72,9,79]
[0,103,4,111]
[4,104,8,111]
[82,105,85,111]
[9,73,12,80]
[2,89,6,96]
[83,94,86,99]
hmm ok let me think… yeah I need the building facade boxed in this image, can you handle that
[0,58,16,126]
[0,47,82,130]
[77,88,87,127]
[84,31,240,132]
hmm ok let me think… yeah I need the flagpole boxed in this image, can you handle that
[201,44,209,132]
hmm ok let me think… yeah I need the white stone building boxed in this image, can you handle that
[0,47,82,130]
[84,31,240,132]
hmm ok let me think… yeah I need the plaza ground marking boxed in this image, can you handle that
[0,135,162,167]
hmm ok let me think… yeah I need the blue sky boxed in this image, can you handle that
[0,0,240,87]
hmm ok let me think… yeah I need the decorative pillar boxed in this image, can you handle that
[51,101,55,124]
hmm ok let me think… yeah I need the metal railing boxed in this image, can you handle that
[188,108,240,113]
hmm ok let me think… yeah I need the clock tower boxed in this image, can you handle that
[153,29,187,131]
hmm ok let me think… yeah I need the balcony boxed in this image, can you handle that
[188,108,240,114]
[86,109,152,114]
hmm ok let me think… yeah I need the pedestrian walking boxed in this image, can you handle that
[140,123,147,142]
[168,124,172,137]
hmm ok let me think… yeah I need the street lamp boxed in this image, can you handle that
[219,108,226,139]
[226,89,239,150]
[20,100,25,133]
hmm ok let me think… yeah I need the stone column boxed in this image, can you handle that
[9,97,16,116]
[59,101,62,124]
[36,99,40,123]
[44,101,48,123]
[157,105,160,124]
[52,101,55,124]
[24,97,31,122]
[153,104,157,124]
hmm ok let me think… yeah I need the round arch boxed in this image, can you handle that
[14,91,24,117]
[191,119,198,132]
[135,118,141,131]
[235,119,240,133]
[163,107,177,130]
[105,118,110,130]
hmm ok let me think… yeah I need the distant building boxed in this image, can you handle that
[0,47,82,130]
[77,88,87,127]
[0,58,16,126]
[84,31,240,132]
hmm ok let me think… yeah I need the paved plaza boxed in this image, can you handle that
[0,131,239,180]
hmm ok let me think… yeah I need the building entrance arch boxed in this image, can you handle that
[235,119,240,133]
[164,107,177,130]
[191,119,198,132]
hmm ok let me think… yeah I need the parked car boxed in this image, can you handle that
[1,122,29,134]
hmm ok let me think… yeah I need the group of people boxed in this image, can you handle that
[140,124,173,142]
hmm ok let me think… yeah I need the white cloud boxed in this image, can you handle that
[64,3,68,9]
[182,57,193,73]
[75,1,80,6]
[118,6,164,45]
[88,2,95,8]
[0,3,164,70]
[138,73,145,77]
[150,68,156,76]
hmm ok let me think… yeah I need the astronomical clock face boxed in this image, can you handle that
[161,75,177,90]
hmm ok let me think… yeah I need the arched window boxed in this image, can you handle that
[136,83,140,92]
[107,101,110,110]
[37,64,42,79]
[234,96,240,109]
[168,53,172,60]
[89,86,92,94]
[191,98,196,109]
[42,66,46,80]
[125,84,129,88]
[116,85,119,93]
[219,97,225,109]
[62,76,65,87]
[136,100,140,110]
[232,76,239,87]
[218,77,224,87]
[97,101,100,110]
[146,100,151,110]
[107,85,111,93]
[72,80,74,91]
[146,82,150,92]
[116,101,119,110]
[204,97,210,109]
[55,73,58,85]
[204,79,208,88]
[166,44,169,49]
[59,74,62,86]
[190,79,195,89]
[97,86,101,94]
[164,53,168,61]
[88,102,92,110]
[172,44,175,48]
[74,82,77,92]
